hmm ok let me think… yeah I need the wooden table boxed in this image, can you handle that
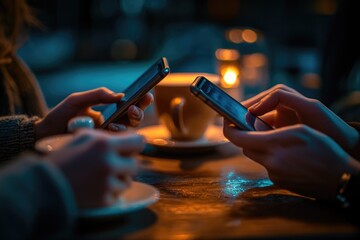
[77,135,360,240]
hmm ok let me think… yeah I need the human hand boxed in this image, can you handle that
[242,84,358,150]
[46,128,145,208]
[35,88,153,139]
[223,120,360,200]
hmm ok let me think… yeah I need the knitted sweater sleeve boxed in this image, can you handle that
[0,115,40,161]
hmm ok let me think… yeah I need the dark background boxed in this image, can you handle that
[19,0,360,118]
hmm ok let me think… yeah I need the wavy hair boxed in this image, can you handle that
[0,0,39,58]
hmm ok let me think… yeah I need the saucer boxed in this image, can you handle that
[35,134,73,153]
[79,181,159,219]
[137,125,229,152]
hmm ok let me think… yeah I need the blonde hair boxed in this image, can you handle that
[0,0,39,58]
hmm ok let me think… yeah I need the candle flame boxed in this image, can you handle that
[221,67,239,88]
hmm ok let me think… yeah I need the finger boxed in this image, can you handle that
[108,175,130,199]
[248,89,313,117]
[137,93,154,110]
[65,88,124,109]
[241,84,300,108]
[257,111,276,127]
[83,108,104,126]
[109,132,146,155]
[224,120,307,150]
[73,128,145,154]
[275,105,299,127]
[223,119,271,150]
[127,105,144,127]
[129,119,141,127]
[109,155,138,176]
[108,123,127,132]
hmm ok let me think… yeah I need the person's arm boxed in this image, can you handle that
[0,115,39,162]
[347,122,360,160]
[0,154,77,239]
[242,84,359,151]
[34,88,153,140]
[223,120,360,201]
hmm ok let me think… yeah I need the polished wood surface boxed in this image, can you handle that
[78,140,360,240]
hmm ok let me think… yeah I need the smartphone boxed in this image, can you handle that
[190,76,272,131]
[100,57,170,128]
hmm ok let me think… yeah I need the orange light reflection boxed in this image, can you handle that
[215,49,240,61]
[242,29,257,43]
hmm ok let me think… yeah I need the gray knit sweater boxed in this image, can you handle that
[0,55,48,161]
[0,115,40,162]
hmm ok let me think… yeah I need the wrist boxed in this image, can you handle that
[34,118,47,140]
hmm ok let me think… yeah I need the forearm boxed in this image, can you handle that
[0,154,77,239]
[0,115,40,162]
[347,122,360,160]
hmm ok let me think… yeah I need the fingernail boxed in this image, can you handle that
[114,93,125,98]
[109,123,127,132]
[131,107,141,119]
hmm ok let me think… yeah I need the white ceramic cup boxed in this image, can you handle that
[154,73,219,141]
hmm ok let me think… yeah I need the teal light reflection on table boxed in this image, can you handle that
[222,170,273,198]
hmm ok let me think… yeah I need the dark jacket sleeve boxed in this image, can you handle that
[0,154,77,239]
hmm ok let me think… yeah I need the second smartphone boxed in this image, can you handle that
[190,76,272,131]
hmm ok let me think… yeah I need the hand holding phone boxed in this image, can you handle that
[190,76,272,131]
[100,57,170,129]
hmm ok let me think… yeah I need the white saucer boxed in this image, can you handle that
[79,181,159,219]
[35,134,73,153]
[137,125,229,151]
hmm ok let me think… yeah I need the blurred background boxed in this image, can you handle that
[21,0,360,120]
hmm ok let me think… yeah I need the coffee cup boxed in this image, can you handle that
[154,73,219,141]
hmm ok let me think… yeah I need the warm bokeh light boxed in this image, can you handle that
[242,29,257,43]
[171,97,184,106]
[220,67,239,88]
[223,69,238,85]
[243,53,267,68]
[215,48,240,61]
[241,68,259,82]
[216,49,240,88]
[301,73,321,89]
[227,29,243,44]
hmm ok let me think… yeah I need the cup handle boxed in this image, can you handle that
[170,97,189,135]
